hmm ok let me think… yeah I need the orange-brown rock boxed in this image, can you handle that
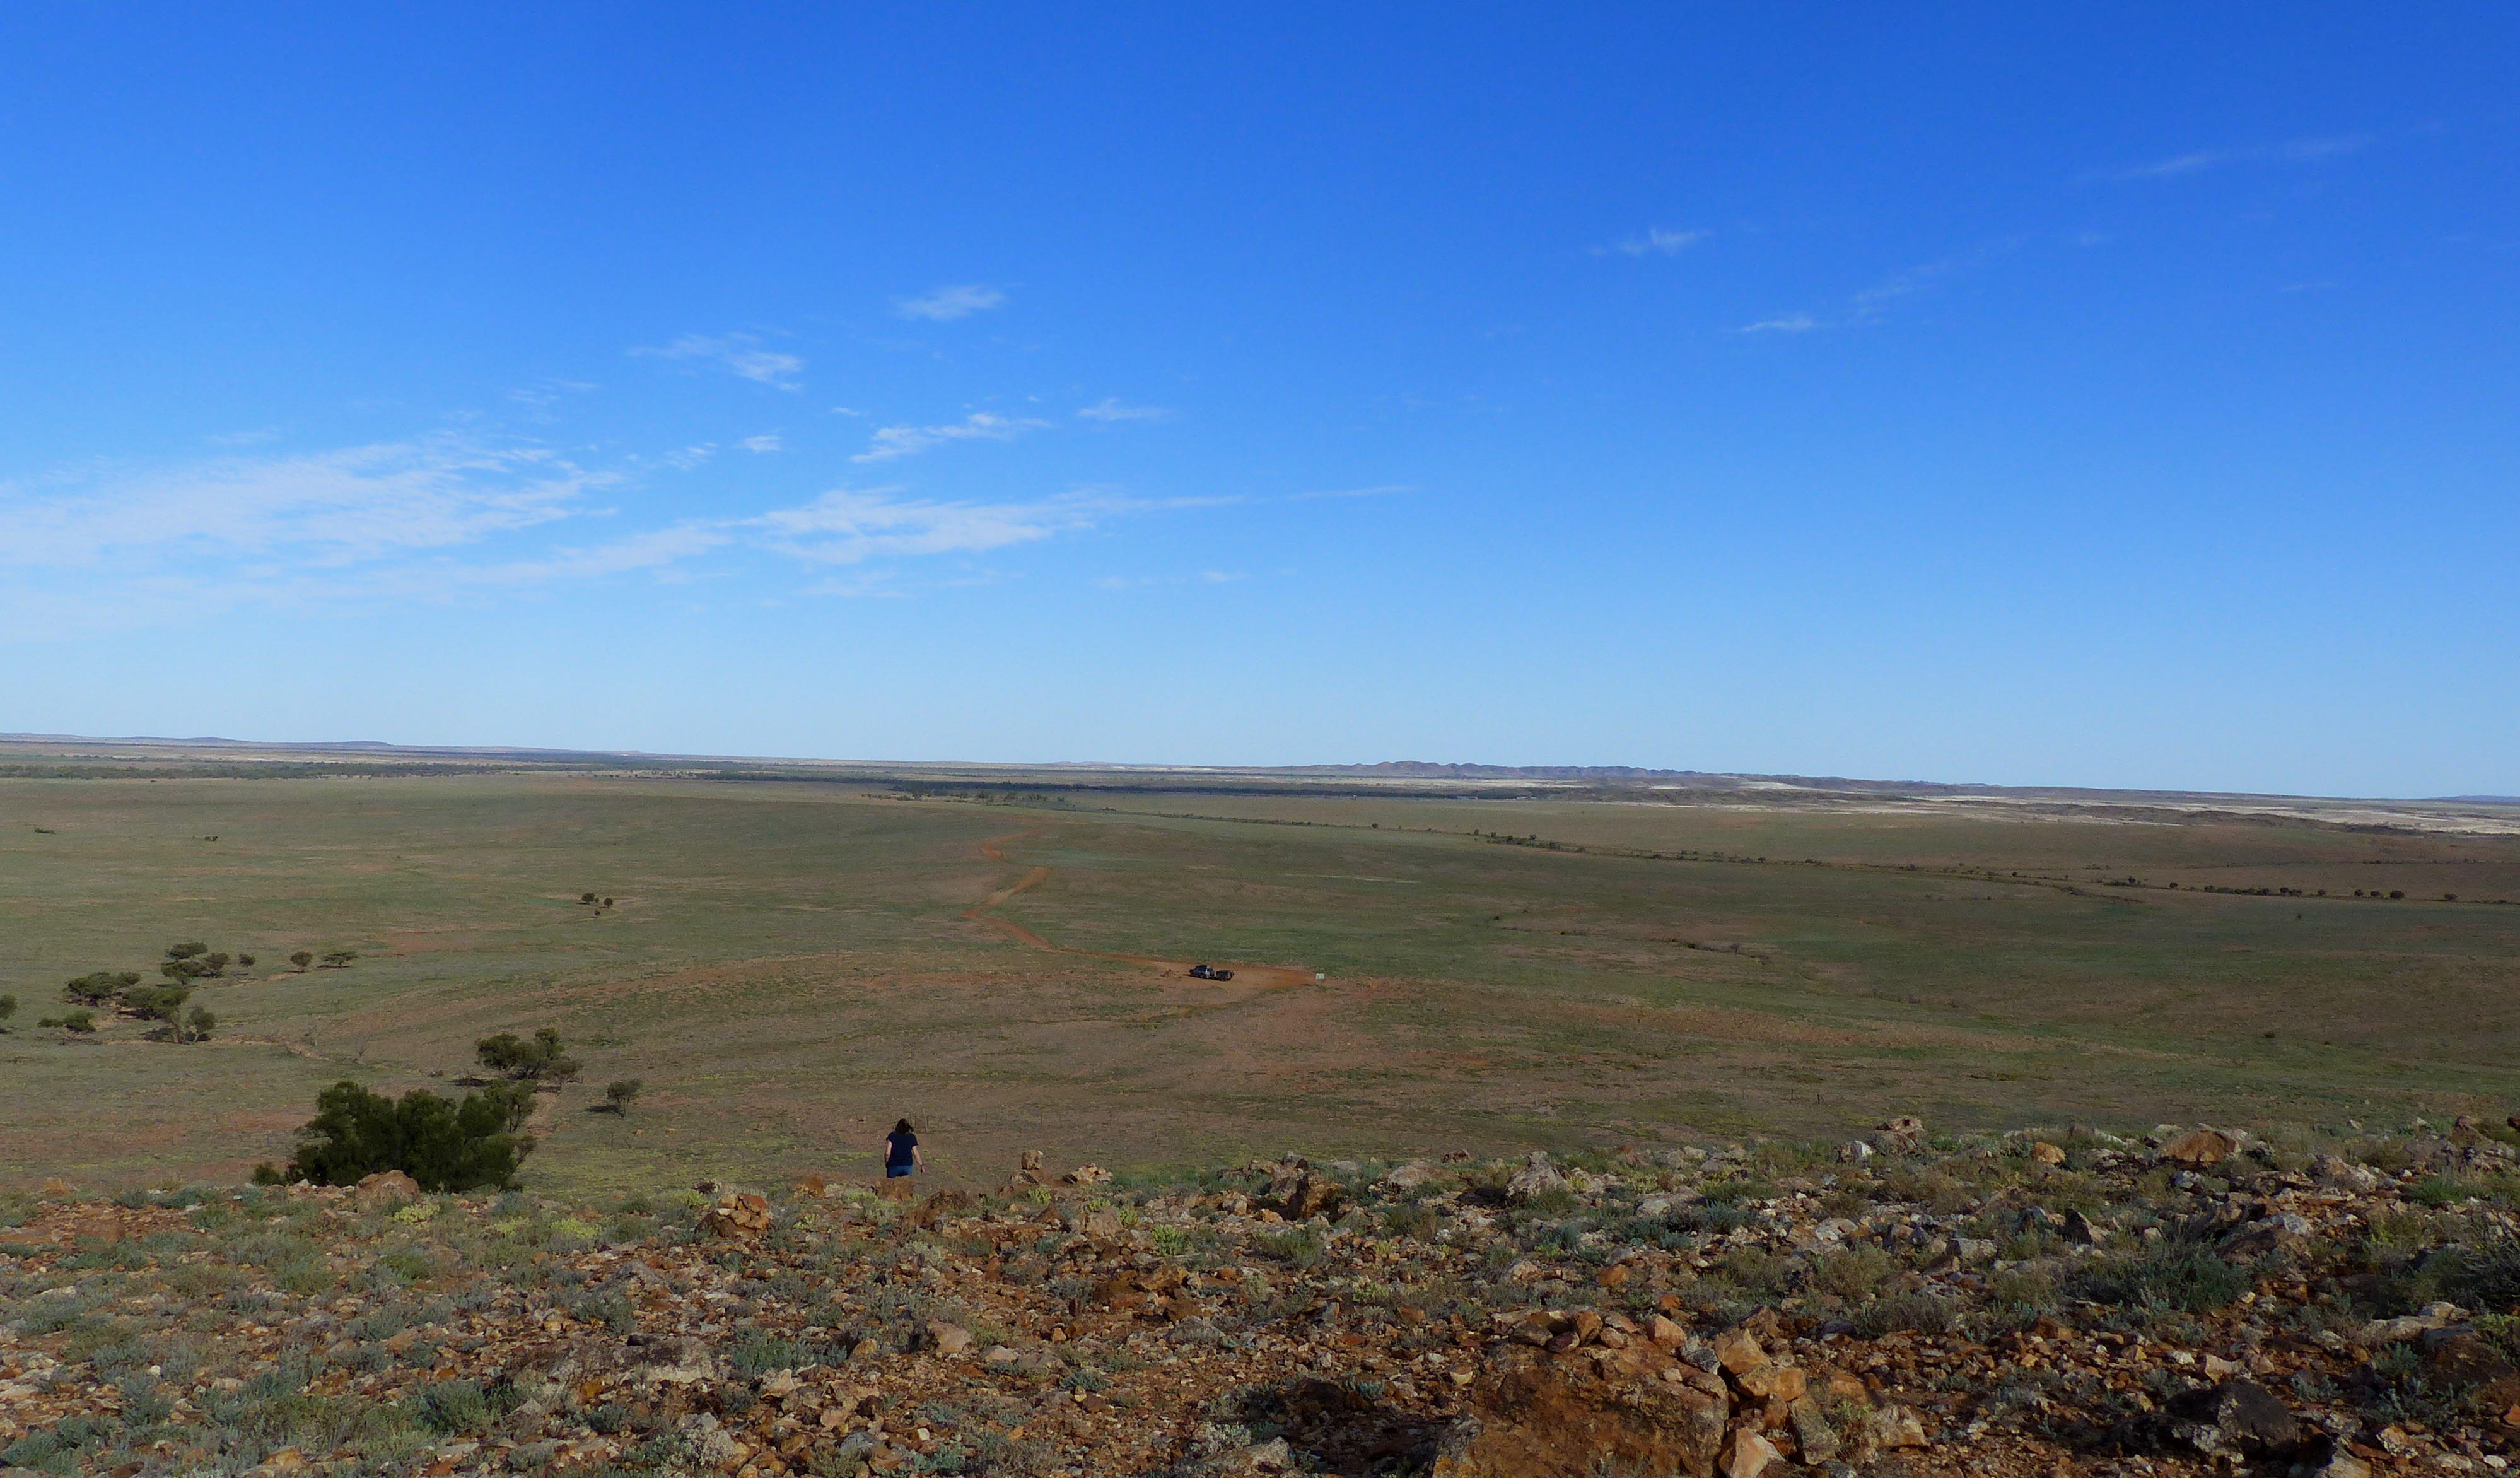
[2160,1127,2237,1168]
[1713,1327,1768,1376]
[351,1169,420,1210]
[699,1190,773,1238]
[1432,1344,1727,1478]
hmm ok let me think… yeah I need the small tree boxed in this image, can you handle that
[166,941,208,961]
[122,982,195,1035]
[0,993,17,1029]
[475,1027,581,1085]
[604,1079,644,1113]
[237,953,256,968]
[183,1005,217,1042]
[63,971,137,1006]
[482,1080,538,1132]
[289,950,315,971]
[580,892,598,904]
[40,1009,96,1034]
[320,949,359,969]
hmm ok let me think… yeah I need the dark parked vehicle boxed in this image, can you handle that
[1187,963,1234,981]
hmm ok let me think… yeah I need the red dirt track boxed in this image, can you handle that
[962,826,1317,987]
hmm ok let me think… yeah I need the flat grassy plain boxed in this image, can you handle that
[6,772,2519,1197]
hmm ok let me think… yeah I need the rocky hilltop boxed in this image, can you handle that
[5,1122,2519,1477]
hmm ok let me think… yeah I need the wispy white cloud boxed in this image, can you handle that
[506,380,598,411]
[0,418,1240,638]
[465,524,733,585]
[751,488,1126,565]
[739,434,783,453]
[1077,398,1170,423]
[206,428,281,447]
[894,284,1008,322]
[851,412,1049,463]
[1595,226,1712,257]
[1287,483,1413,501]
[2103,134,2372,182]
[1094,569,1245,590]
[1741,240,2017,335]
[0,438,597,572]
[631,332,805,388]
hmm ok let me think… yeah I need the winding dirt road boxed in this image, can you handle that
[961,826,1317,987]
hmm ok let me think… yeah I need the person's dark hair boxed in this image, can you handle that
[894,1118,914,1135]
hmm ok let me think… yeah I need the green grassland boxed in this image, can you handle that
[4,773,2517,1197]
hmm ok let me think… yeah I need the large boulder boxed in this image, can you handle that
[1430,1344,1727,1478]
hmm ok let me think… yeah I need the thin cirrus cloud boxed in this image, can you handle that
[2101,134,2372,182]
[1595,226,1711,257]
[894,284,1008,322]
[1077,398,1169,423]
[629,332,806,389]
[851,412,1050,462]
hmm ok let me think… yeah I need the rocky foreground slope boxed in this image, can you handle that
[6,1122,2520,1478]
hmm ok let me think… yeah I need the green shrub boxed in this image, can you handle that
[2073,1241,2249,1313]
[1855,1291,1957,1337]
[1380,1203,1440,1241]
[403,1377,522,1436]
[1809,1245,1894,1301]
[2417,1235,2520,1314]
[284,1080,534,1192]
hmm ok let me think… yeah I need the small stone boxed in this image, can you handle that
[1720,1427,1782,1478]
[1735,1364,1805,1402]
[1871,1405,1929,1449]
[1648,1314,1686,1349]
[2031,1141,2065,1166]
[1714,1326,1768,1375]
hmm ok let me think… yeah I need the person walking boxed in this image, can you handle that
[883,1118,923,1180]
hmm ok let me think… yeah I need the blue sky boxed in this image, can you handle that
[2,6,2514,795]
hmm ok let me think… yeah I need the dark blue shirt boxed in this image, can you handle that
[885,1130,918,1169]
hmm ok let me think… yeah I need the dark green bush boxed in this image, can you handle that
[284,1081,534,1192]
